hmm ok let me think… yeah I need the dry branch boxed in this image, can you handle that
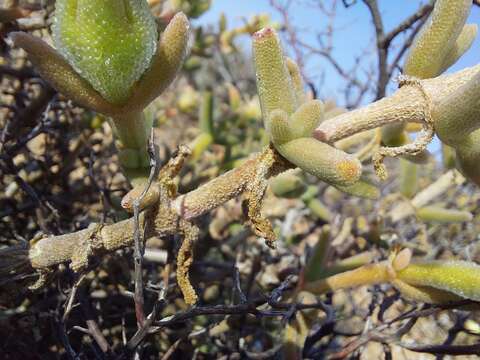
[3,61,480,295]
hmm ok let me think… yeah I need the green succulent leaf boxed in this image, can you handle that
[439,23,478,73]
[286,57,307,105]
[53,0,158,104]
[397,260,480,302]
[289,100,324,139]
[276,138,362,187]
[252,27,298,120]
[125,12,190,113]
[399,158,417,198]
[332,177,380,199]
[392,279,462,304]
[381,123,408,147]
[404,0,472,79]
[270,173,307,198]
[10,32,118,115]
[253,28,361,188]
[434,70,480,147]
[267,109,296,145]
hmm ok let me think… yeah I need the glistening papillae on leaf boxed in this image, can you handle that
[289,100,324,139]
[276,138,362,187]
[13,5,190,180]
[53,0,158,104]
[12,10,189,118]
[9,32,118,116]
[286,57,307,105]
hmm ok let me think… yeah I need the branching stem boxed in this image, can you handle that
[10,63,480,289]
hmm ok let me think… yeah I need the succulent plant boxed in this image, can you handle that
[5,0,480,329]
[404,0,474,79]
[382,0,477,174]
[303,248,480,304]
[270,172,307,199]
[396,259,480,302]
[253,27,362,189]
[10,1,190,182]
[53,0,158,104]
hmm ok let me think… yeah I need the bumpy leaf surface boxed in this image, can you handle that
[53,0,158,103]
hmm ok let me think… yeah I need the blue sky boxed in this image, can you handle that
[196,1,480,104]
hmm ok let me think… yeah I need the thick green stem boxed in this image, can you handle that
[109,111,152,184]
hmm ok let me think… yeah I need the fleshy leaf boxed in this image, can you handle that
[253,27,362,188]
[404,0,472,79]
[286,57,307,105]
[270,173,307,199]
[252,28,297,120]
[318,252,376,280]
[434,69,480,146]
[416,206,473,223]
[276,138,362,187]
[399,158,417,198]
[303,263,390,294]
[267,109,295,145]
[125,12,190,113]
[302,248,480,304]
[439,23,478,73]
[289,100,324,139]
[397,260,480,302]
[392,279,462,304]
[332,177,380,199]
[53,0,158,104]
[10,32,118,115]
[381,123,408,147]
